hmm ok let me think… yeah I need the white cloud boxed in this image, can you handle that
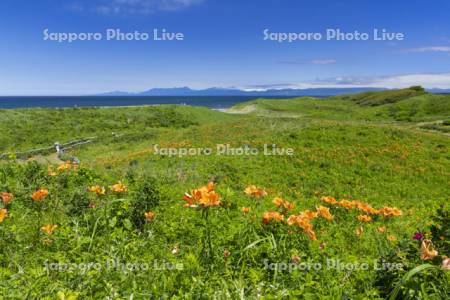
[242,83,301,91]
[96,0,204,15]
[404,46,450,53]
[310,59,337,65]
[278,59,337,65]
[66,3,84,12]
[373,73,450,89]
[290,73,450,89]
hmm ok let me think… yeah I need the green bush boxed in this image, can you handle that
[374,206,450,299]
[130,176,162,229]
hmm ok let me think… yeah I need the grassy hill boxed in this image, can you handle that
[339,86,427,106]
[0,89,449,298]
[228,88,450,127]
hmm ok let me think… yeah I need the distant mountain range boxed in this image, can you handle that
[428,88,450,94]
[96,87,450,97]
[96,87,385,97]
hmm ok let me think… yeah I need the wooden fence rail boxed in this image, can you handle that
[0,137,97,160]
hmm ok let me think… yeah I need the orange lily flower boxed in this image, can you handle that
[357,215,372,222]
[304,228,317,241]
[0,208,7,223]
[1,192,13,205]
[41,224,58,235]
[206,181,215,192]
[244,185,267,198]
[89,185,106,196]
[338,199,355,209]
[321,196,338,205]
[241,207,250,214]
[273,197,295,211]
[377,226,386,233]
[316,206,334,221]
[387,235,397,242]
[144,211,155,221]
[420,239,438,260]
[272,197,283,207]
[32,189,49,201]
[57,161,72,172]
[288,215,310,228]
[183,182,221,208]
[282,200,295,211]
[301,210,318,220]
[199,190,221,207]
[287,213,317,240]
[287,215,299,226]
[110,182,127,193]
[321,196,402,217]
[182,192,197,207]
[262,211,284,225]
[377,207,403,217]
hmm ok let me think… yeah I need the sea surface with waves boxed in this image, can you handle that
[0,96,307,109]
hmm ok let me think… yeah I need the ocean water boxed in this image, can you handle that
[0,96,302,109]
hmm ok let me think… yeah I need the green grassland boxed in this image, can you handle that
[0,88,449,298]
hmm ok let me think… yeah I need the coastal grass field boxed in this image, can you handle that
[0,88,449,299]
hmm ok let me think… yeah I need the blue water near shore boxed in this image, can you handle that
[0,96,304,109]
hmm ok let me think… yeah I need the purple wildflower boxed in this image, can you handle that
[413,232,424,240]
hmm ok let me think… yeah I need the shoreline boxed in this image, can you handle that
[0,104,236,110]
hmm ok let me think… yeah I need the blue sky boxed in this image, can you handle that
[1,0,450,95]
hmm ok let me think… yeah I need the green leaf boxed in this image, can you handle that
[109,216,117,227]
[389,264,439,300]
[123,218,133,230]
